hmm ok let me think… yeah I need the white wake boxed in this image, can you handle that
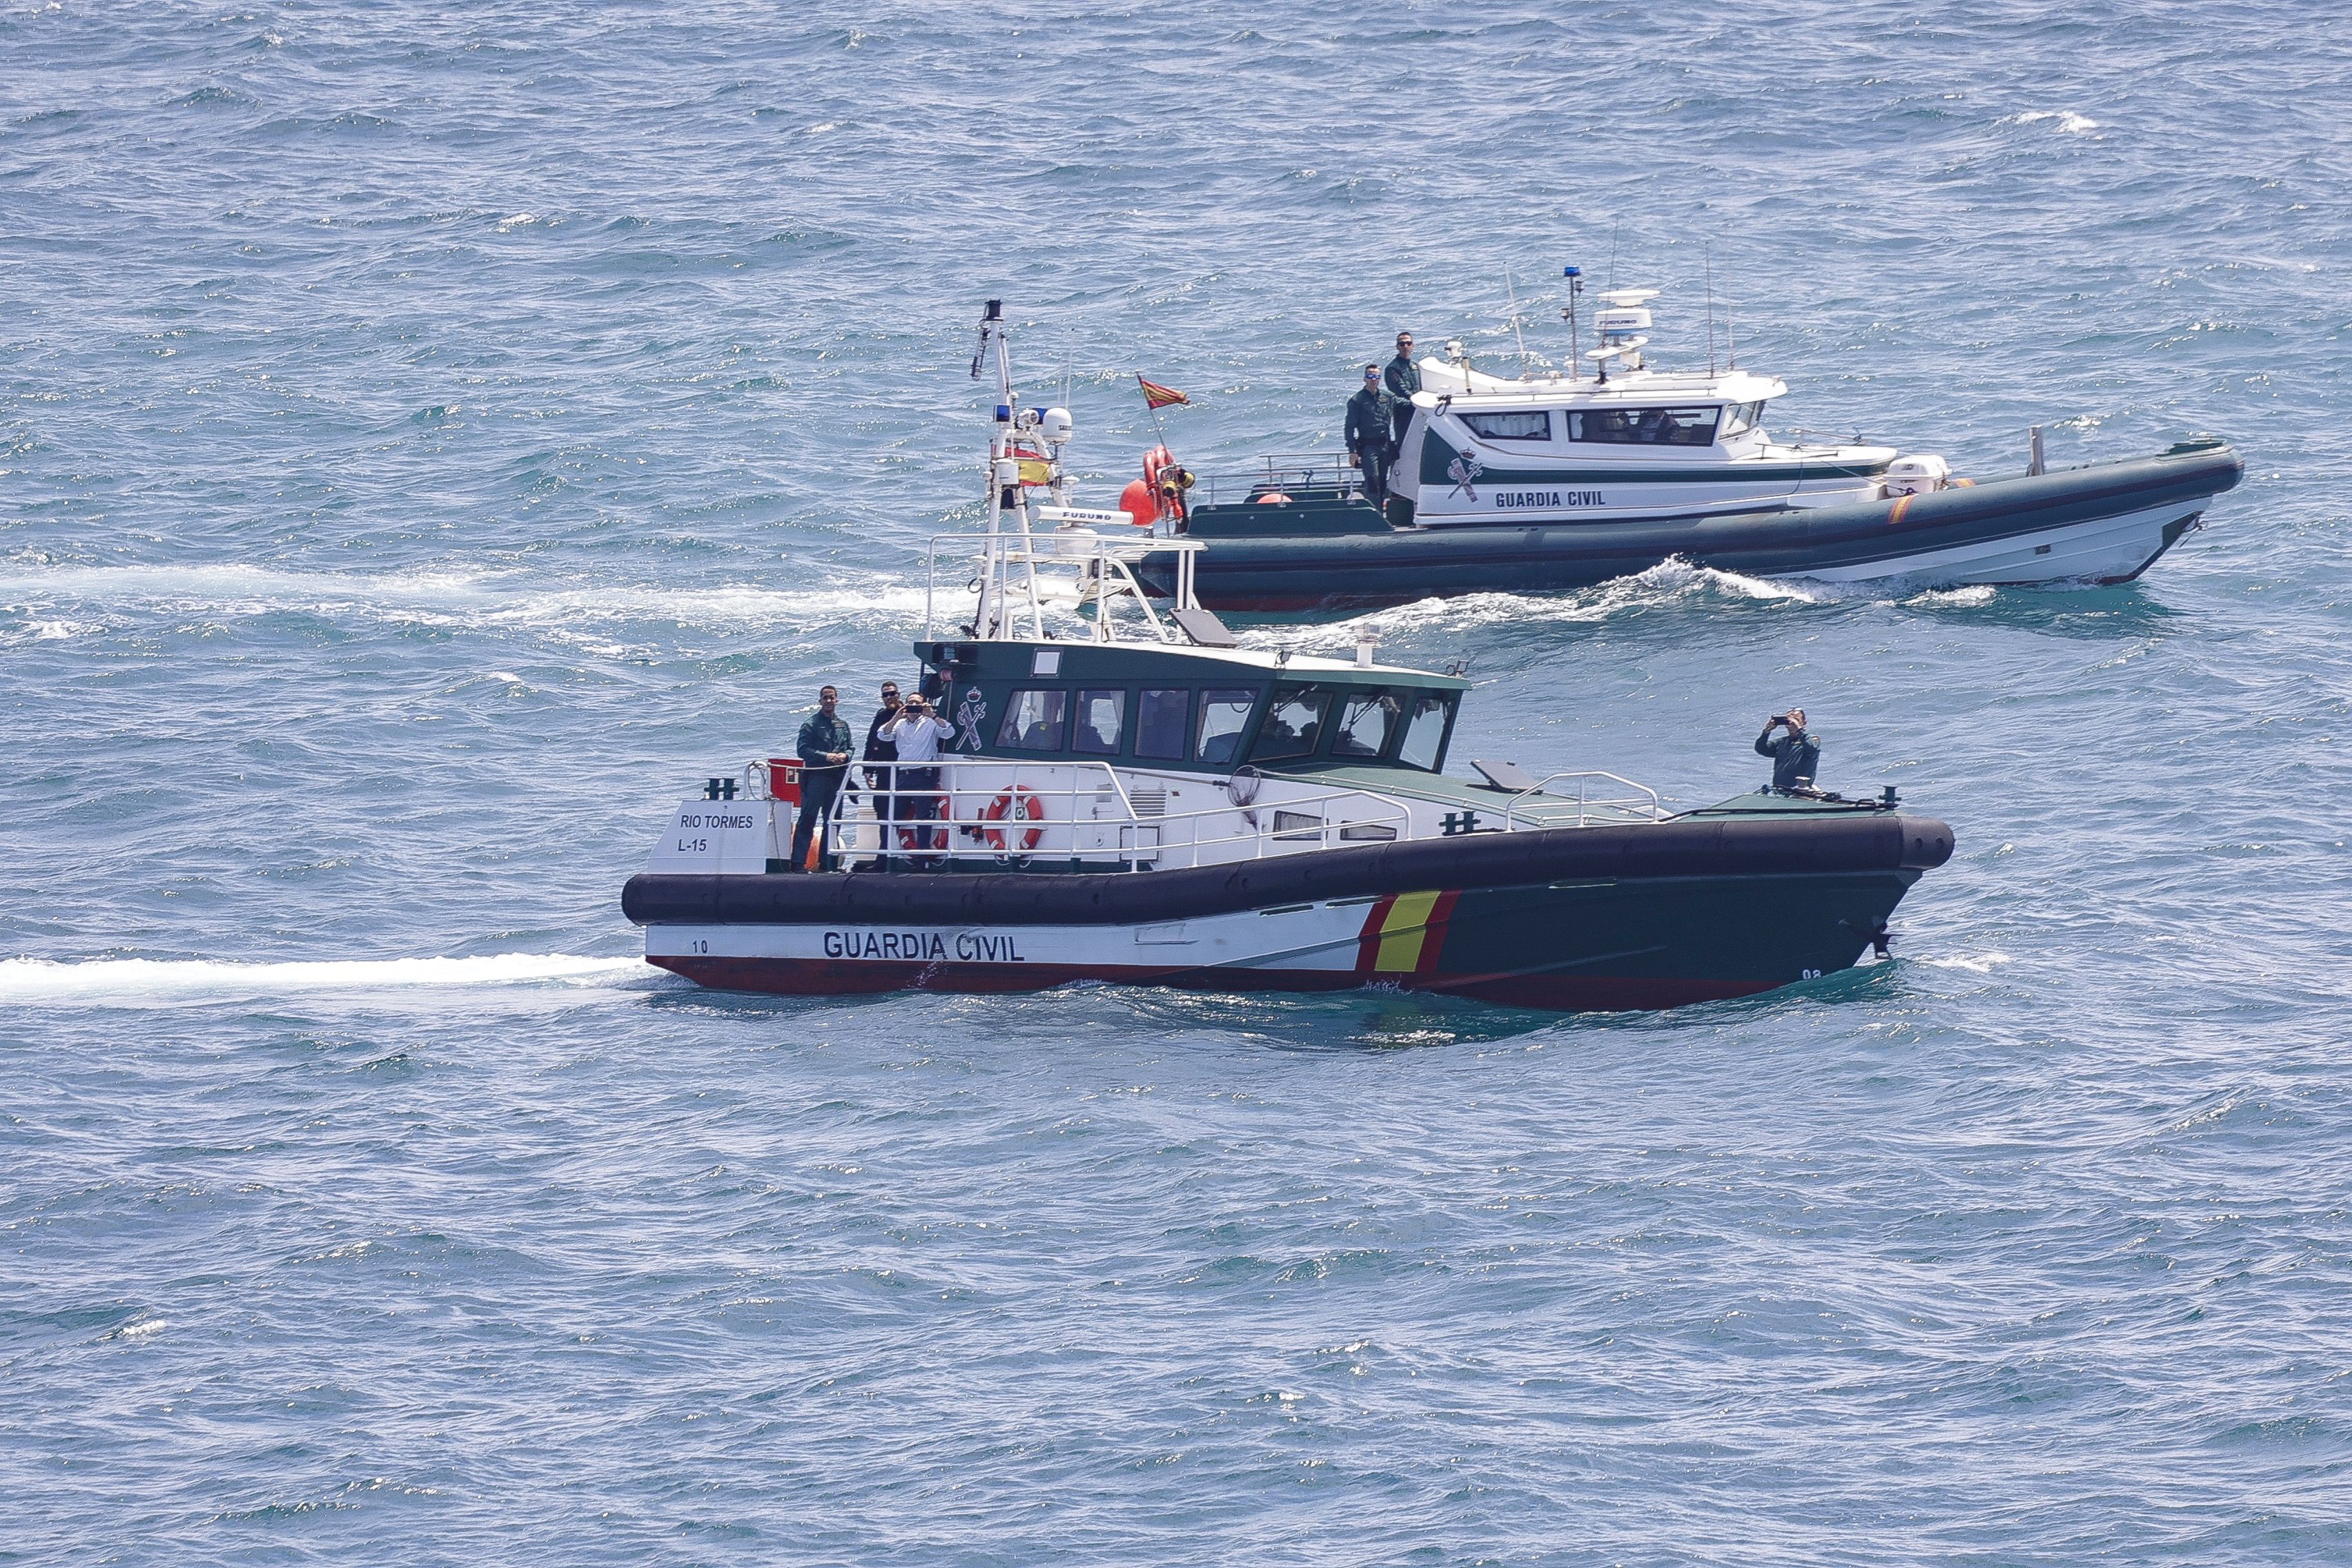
[0,952,646,1006]
[1236,557,1832,652]
[0,563,930,636]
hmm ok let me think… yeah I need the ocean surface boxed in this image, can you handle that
[4,2,2349,1561]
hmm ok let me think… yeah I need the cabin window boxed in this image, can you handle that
[994,687,1068,752]
[1250,685,1333,763]
[1568,406,1723,446]
[1395,693,1456,772]
[1458,409,1551,442]
[1331,691,1402,758]
[1721,400,1763,437]
[1136,687,1190,760]
[1072,689,1125,755]
[1195,687,1257,768]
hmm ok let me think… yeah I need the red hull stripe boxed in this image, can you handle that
[1354,894,1400,973]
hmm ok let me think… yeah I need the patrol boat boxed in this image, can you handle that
[620,306,1956,1010]
[1146,282,2243,609]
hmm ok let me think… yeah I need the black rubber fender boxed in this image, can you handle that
[623,812,1956,928]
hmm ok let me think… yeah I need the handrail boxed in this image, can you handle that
[1500,770,1665,831]
[817,757,1415,873]
[1195,450,1369,508]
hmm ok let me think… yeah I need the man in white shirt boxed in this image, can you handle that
[881,694,955,863]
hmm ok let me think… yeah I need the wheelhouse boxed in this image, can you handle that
[914,638,1465,778]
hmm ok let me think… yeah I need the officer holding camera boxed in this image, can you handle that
[883,691,954,863]
[1754,707,1821,793]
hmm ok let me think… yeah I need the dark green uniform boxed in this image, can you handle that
[793,710,856,868]
[1346,384,1394,505]
[1754,723,1821,792]
[1382,352,1421,447]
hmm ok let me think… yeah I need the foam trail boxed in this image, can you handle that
[1237,558,1832,651]
[0,565,930,634]
[0,952,645,1005]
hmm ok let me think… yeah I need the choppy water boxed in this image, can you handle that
[5,3,2349,1561]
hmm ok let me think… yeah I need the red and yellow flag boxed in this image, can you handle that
[1137,375,1190,411]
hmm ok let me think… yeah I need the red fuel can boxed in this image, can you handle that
[767,758,803,805]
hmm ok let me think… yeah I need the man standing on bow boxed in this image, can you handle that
[792,685,854,870]
[1383,331,1420,449]
[1345,364,1394,508]
[1754,707,1823,793]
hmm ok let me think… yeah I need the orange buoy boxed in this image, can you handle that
[980,787,1046,854]
[1255,491,1292,505]
[1119,478,1157,527]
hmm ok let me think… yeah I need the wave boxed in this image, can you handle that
[1236,558,1830,651]
[2009,109,2101,135]
[0,952,648,1006]
[1919,952,2012,974]
[0,564,931,636]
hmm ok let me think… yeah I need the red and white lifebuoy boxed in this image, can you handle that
[894,794,951,852]
[980,787,1046,853]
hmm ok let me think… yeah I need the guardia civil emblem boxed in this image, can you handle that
[1447,449,1484,500]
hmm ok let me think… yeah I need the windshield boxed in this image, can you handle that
[1249,685,1332,763]
[1396,693,1456,772]
[1195,688,1257,767]
[1331,691,1402,758]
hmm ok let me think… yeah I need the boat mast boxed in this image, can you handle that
[972,299,1046,640]
[1705,246,1718,376]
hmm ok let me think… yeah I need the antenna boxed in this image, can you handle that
[1505,264,1530,372]
[1561,265,1583,382]
[1726,286,1737,371]
[1608,224,1619,288]
[1705,244,1718,376]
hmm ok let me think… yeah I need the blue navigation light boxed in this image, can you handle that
[1563,266,1582,278]
[994,404,1012,422]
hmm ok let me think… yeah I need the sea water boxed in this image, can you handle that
[3,2,2349,1562]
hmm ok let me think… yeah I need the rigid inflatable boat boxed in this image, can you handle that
[1137,284,2242,610]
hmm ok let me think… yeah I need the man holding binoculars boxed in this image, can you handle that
[1754,707,1821,793]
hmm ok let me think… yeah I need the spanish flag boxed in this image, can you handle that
[1137,375,1190,410]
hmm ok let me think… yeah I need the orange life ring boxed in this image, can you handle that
[894,793,951,852]
[980,787,1046,852]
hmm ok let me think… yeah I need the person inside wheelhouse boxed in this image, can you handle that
[921,660,1461,781]
[1563,406,1723,446]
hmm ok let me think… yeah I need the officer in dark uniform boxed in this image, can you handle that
[1382,332,1420,449]
[862,680,903,834]
[792,685,854,870]
[1345,364,1393,507]
[1754,707,1822,792]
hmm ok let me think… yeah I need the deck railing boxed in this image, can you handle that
[1499,772,1665,831]
[1192,450,1369,509]
[790,758,1418,873]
